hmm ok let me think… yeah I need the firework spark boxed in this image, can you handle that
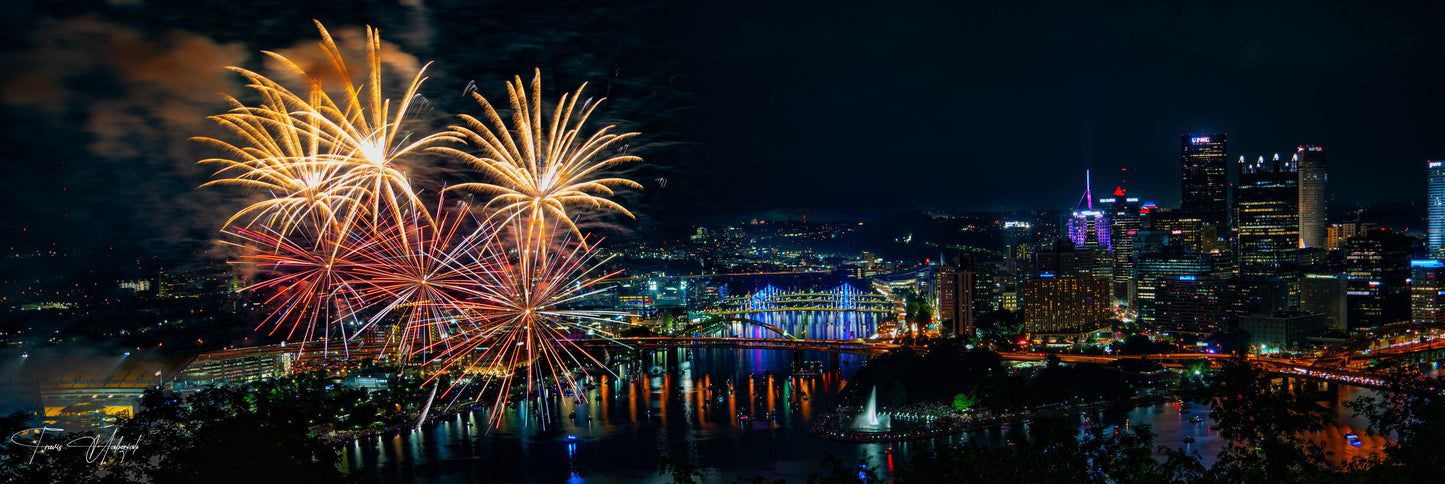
[423,218,628,424]
[199,21,647,429]
[198,20,451,240]
[433,69,644,243]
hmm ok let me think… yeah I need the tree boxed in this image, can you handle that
[951,391,978,411]
[1343,371,1445,480]
[1204,355,1327,482]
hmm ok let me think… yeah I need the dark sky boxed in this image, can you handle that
[2,0,1443,263]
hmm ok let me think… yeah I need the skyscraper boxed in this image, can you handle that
[1343,229,1412,330]
[1235,154,1300,279]
[1065,170,1111,250]
[1100,187,1142,306]
[1181,134,1229,229]
[1300,274,1347,331]
[1410,260,1445,325]
[1297,146,1327,249]
[936,262,975,337]
[1429,160,1445,260]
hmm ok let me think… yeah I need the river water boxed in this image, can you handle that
[345,348,1388,483]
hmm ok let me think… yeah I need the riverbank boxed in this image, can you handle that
[811,389,1190,443]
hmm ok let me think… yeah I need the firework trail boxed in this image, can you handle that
[433,69,644,245]
[198,20,452,242]
[423,217,629,424]
[199,21,647,428]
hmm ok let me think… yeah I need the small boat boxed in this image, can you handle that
[565,435,580,444]
[1189,416,1203,424]
[1183,436,1195,443]
[1345,431,1359,441]
[1000,424,1011,430]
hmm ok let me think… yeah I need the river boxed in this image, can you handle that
[345,348,1388,482]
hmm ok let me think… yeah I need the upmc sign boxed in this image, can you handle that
[1191,137,1211,144]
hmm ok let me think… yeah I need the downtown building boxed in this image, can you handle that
[1430,160,1445,260]
[1297,146,1328,249]
[1020,275,1112,340]
[1410,259,1445,325]
[1181,134,1230,231]
[1300,274,1348,331]
[936,260,976,338]
[1235,153,1301,306]
[1100,185,1143,307]
[1343,229,1413,331]
[1133,245,1215,326]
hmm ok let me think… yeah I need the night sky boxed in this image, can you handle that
[3,0,1444,263]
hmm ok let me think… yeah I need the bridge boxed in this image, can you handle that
[1310,321,1445,371]
[577,336,898,355]
[705,283,896,340]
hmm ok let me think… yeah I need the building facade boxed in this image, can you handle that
[1300,274,1348,331]
[1020,276,1112,334]
[1235,154,1300,278]
[1411,260,1445,325]
[1430,160,1445,260]
[1343,229,1413,330]
[1297,146,1327,249]
[1181,134,1230,229]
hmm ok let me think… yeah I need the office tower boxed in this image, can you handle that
[1411,260,1445,324]
[936,262,975,337]
[1297,146,1327,249]
[1343,229,1413,330]
[1326,222,1378,250]
[1181,134,1229,229]
[1020,276,1112,333]
[1066,170,1111,250]
[1154,276,1226,335]
[1238,312,1329,350]
[1101,186,1142,306]
[1003,221,1033,282]
[1235,154,1300,286]
[1430,161,1445,260]
[1031,238,1096,278]
[1300,274,1348,331]
[1148,209,1216,253]
[1134,250,1214,324]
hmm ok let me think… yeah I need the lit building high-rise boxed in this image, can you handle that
[1297,146,1327,249]
[1343,229,1412,330]
[1300,274,1347,331]
[1235,153,1300,280]
[1181,134,1229,229]
[936,261,976,337]
[1065,170,1111,251]
[1020,276,1112,334]
[1154,276,1226,335]
[1100,184,1142,306]
[1410,260,1445,325]
[1003,221,1034,281]
[1429,160,1445,260]
[1134,249,1214,325]
[1326,222,1377,251]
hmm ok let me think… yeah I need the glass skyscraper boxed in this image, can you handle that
[1430,160,1445,260]
[1236,154,1300,278]
[1180,134,1229,229]
[1297,146,1327,249]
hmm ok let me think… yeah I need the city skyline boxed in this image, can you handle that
[4,1,1445,258]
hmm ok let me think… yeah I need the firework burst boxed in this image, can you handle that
[198,20,451,241]
[200,21,648,428]
[423,218,628,424]
[433,69,644,244]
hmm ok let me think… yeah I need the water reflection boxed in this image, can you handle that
[347,349,1389,482]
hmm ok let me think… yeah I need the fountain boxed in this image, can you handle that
[851,386,891,432]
